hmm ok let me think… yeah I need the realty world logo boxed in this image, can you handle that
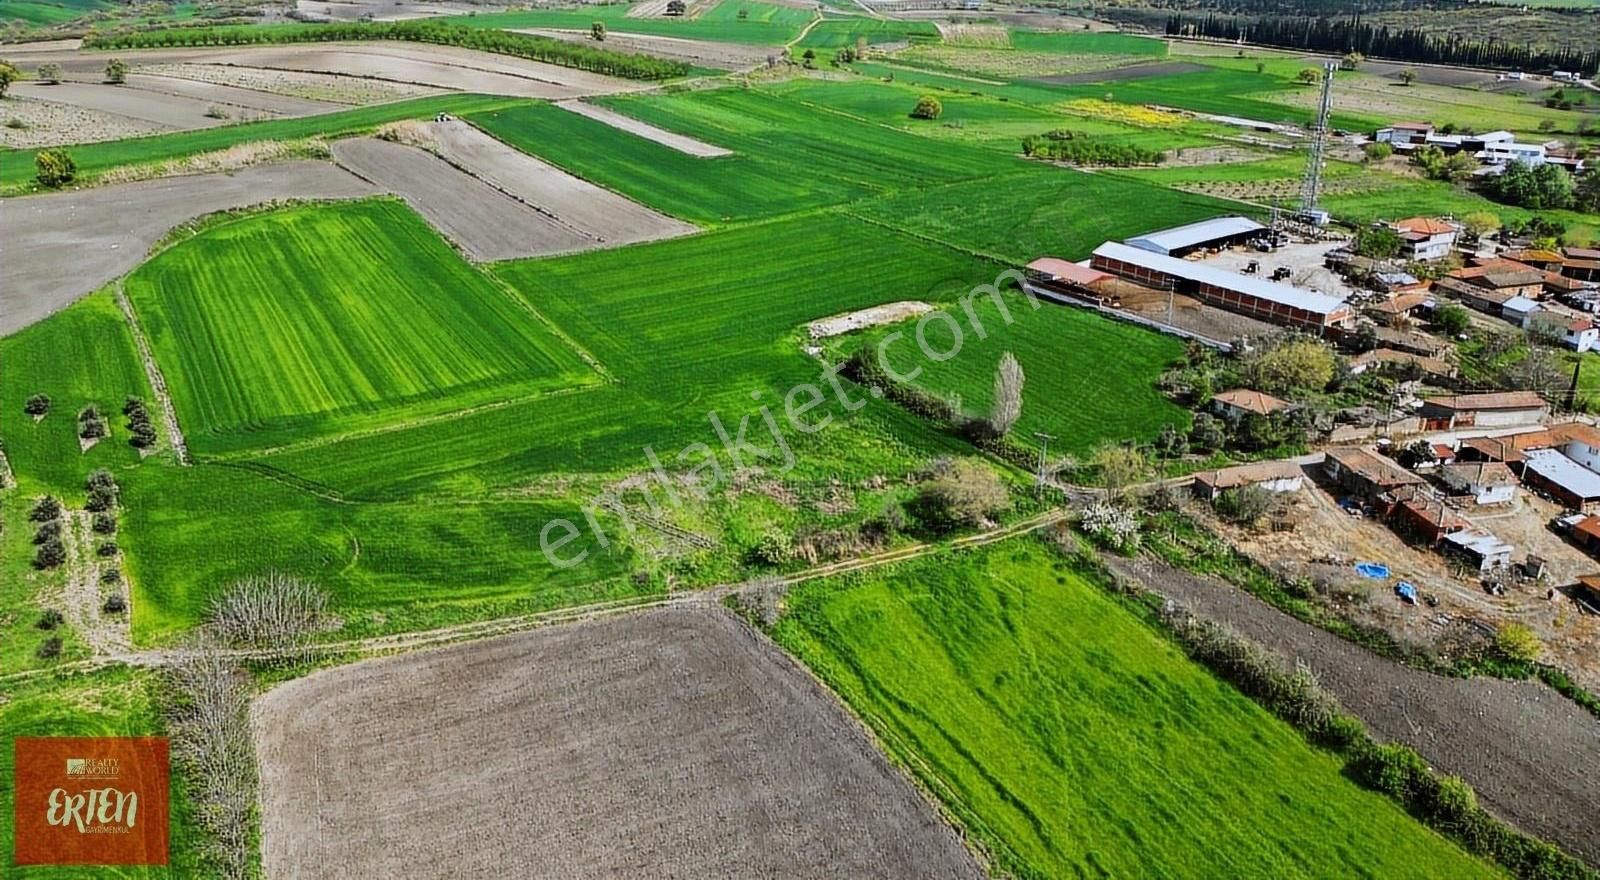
[14,737,169,866]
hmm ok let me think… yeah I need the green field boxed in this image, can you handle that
[773,540,1500,880]
[796,16,939,48]
[0,0,106,25]
[1009,30,1167,56]
[0,94,519,193]
[828,292,1191,454]
[467,88,1009,222]
[124,200,595,456]
[458,0,814,44]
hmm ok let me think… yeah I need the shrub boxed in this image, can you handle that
[29,495,61,523]
[906,458,1009,533]
[0,61,18,98]
[97,541,119,557]
[34,147,76,188]
[104,57,127,84]
[590,21,605,41]
[24,393,50,416]
[104,593,128,614]
[748,531,792,566]
[92,512,117,535]
[32,519,62,545]
[34,540,66,569]
[102,566,122,585]
[1021,132,1164,166]
[1351,742,1431,801]
[1492,623,1541,664]
[1214,485,1278,525]
[36,62,62,84]
[36,637,63,660]
[911,95,942,120]
[1362,142,1392,162]
[36,608,64,630]
[1080,502,1141,554]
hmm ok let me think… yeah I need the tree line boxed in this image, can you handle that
[82,20,691,80]
[1021,131,1166,167]
[1162,14,1598,73]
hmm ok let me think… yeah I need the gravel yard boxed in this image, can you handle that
[331,137,598,261]
[0,161,377,335]
[1107,554,1600,866]
[253,607,983,880]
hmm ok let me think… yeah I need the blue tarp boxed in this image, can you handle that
[1355,562,1390,579]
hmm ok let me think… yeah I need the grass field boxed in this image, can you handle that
[458,0,814,45]
[0,290,153,499]
[796,16,939,48]
[0,0,107,25]
[773,540,1501,880]
[850,166,1246,264]
[1008,30,1167,56]
[827,292,1190,454]
[467,87,1010,222]
[124,199,595,456]
[0,94,519,193]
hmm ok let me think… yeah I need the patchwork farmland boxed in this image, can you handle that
[3,13,1598,880]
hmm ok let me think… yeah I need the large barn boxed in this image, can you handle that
[1124,216,1266,257]
[1089,241,1354,331]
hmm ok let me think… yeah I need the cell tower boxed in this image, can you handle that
[1297,61,1338,225]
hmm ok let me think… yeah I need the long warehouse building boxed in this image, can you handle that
[1090,241,1354,331]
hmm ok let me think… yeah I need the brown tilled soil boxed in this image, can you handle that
[137,63,441,104]
[423,119,697,246]
[1107,554,1600,865]
[515,27,774,70]
[10,80,228,130]
[330,137,596,260]
[557,99,733,157]
[252,606,983,880]
[122,73,345,117]
[0,161,377,335]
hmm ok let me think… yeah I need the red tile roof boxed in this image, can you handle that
[1212,389,1289,416]
[1424,391,1547,412]
[1025,258,1112,287]
[1395,217,1457,236]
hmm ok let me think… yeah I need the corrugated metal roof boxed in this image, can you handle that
[1092,241,1349,315]
[1525,448,1600,499]
[1124,216,1265,255]
[1024,258,1112,286]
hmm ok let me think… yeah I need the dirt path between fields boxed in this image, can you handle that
[116,285,190,466]
[1105,554,1600,865]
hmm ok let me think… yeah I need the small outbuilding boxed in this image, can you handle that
[1323,447,1425,500]
[1191,461,1305,500]
[1439,461,1518,505]
[1443,529,1515,571]
[1210,389,1289,421]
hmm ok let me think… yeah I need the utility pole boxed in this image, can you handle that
[1033,432,1056,494]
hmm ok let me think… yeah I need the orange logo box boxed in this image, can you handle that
[13,737,169,866]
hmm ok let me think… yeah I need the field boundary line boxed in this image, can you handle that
[482,270,616,381]
[115,283,190,466]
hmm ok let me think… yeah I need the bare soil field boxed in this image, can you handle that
[9,81,232,130]
[1032,60,1209,85]
[139,62,441,104]
[0,94,167,147]
[295,0,493,21]
[253,607,983,880]
[423,119,697,245]
[1108,554,1600,866]
[0,161,377,335]
[515,27,773,70]
[122,73,346,117]
[331,136,597,260]
[5,42,639,98]
[556,98,732,156]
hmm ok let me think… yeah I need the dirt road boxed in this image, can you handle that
[556,99,732,157]
[254,606,984,879]
[1107,554,1600,865]
[0,161,377,335]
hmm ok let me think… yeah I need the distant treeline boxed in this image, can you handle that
[81,21,691,80]
[1160,14,1598,73]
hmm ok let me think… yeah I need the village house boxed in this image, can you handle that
[1449,260,1549,301]
[1348,348,1457,380]
[1390,217,1459,261]
[1527,312,1599,352]
[1323,447,1425,501]
[1522,448,1600,512]
[1373,326,1453,358]
[1456,434,1530,465]
[1435,276,1515,315]
[1190,461,1305,501]
[1442,529,1515,571]
[1210,389,1289,421]
[1365,290,1430,323]
[1501,249,1565,272]
[1439,461,1518,505]
[1562,247,1600,283]
[1418,391,1549,430]
[1388,488,1470,544]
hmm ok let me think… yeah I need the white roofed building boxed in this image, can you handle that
[1124,216,1266,257]
[1089,241,1353,330]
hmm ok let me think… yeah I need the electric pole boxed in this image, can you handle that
[1033,431,1056,495]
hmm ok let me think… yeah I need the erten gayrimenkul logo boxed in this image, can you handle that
[14,737,169,865]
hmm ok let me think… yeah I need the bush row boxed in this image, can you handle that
[1021,132,1165,167]
[83,20,691,80]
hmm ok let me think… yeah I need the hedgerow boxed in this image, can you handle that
[82,21,691,80]
[1021,130,1165,167]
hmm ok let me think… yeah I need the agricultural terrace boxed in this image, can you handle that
[774,540,1500,880]
[124,200,597,456]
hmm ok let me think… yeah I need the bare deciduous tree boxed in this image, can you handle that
[165,642,256,880]
[989,352,1024,437]
[206,572,329,656]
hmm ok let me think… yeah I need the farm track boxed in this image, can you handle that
[1,508,1071,684]
[115,284,190,466]
[59,510,132,657]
